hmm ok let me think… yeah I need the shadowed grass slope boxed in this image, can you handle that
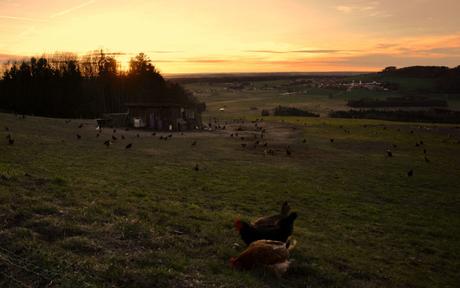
[1,112,460,287]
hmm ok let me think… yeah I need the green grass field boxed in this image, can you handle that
[184,80,460,120]
[1,84,460,287]
[185,81,349,118]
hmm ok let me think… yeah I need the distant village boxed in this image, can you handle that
[199,78,390,95]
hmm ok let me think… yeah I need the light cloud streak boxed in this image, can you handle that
[0,15,47,22]
[334,1,391,17]
[245,49,352,54]
[50,0,96,18]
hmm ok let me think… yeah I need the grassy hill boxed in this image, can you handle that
[1,111,460,287]
[185,81,349,118]
[183,76,460,120]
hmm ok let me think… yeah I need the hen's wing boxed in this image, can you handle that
[252,202,291,228]
[251,214,281,228]
[237,240,289,267]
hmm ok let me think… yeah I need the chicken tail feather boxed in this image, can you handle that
[286,238,297,252]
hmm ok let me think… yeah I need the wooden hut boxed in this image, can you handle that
[125,102,203,131]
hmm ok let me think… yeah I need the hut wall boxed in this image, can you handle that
[128,105,202,131]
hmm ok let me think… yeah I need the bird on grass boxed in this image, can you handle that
[78,123,84,128]
[8,138,14,145]
[330,138,334,143]
[229,239,296,277]
[121,135,125,140]
[386,150,393,157]
[424,156,430,163]
[125,143,132,149]
[104,140,112,147]
[235,212,298,245]
[152,132,156,136]
[285,146,291,156]
[408,169,414,177]
[113,129,117,133]
[194,164,199,171]
[4,127,9,131]
[423,149,427,155]
[302,139,306,143]
[76,134,82,140]
[191,141,197,146]
[96,133,100,138]
[112,135,117,141]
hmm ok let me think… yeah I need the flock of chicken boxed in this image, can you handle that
[230,202,298,277]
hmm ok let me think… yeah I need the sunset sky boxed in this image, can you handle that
[1,0,459,73]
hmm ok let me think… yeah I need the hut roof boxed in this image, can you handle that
[125,102,190,108]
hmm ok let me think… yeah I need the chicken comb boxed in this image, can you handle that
[229,257,237,267]
[234,219,242,231]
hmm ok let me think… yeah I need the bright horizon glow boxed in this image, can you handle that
[1,0,460,73]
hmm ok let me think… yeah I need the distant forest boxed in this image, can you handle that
[380,65,460,93]
[0,51,200,118]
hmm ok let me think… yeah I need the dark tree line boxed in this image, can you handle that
[330,108,460,124]
[0,51,200,118]
[381,65,460,93]
[272,106,319,117]
[347,96,448,108]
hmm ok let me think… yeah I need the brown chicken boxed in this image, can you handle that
[251,201,290,229]
[230,239,296,276]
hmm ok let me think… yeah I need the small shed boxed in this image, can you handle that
[125,102,203,131]
[97,112,130,128]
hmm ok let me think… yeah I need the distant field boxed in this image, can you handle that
[185,81,348,118]
[184,79,460,120]
[1,111,460,287]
